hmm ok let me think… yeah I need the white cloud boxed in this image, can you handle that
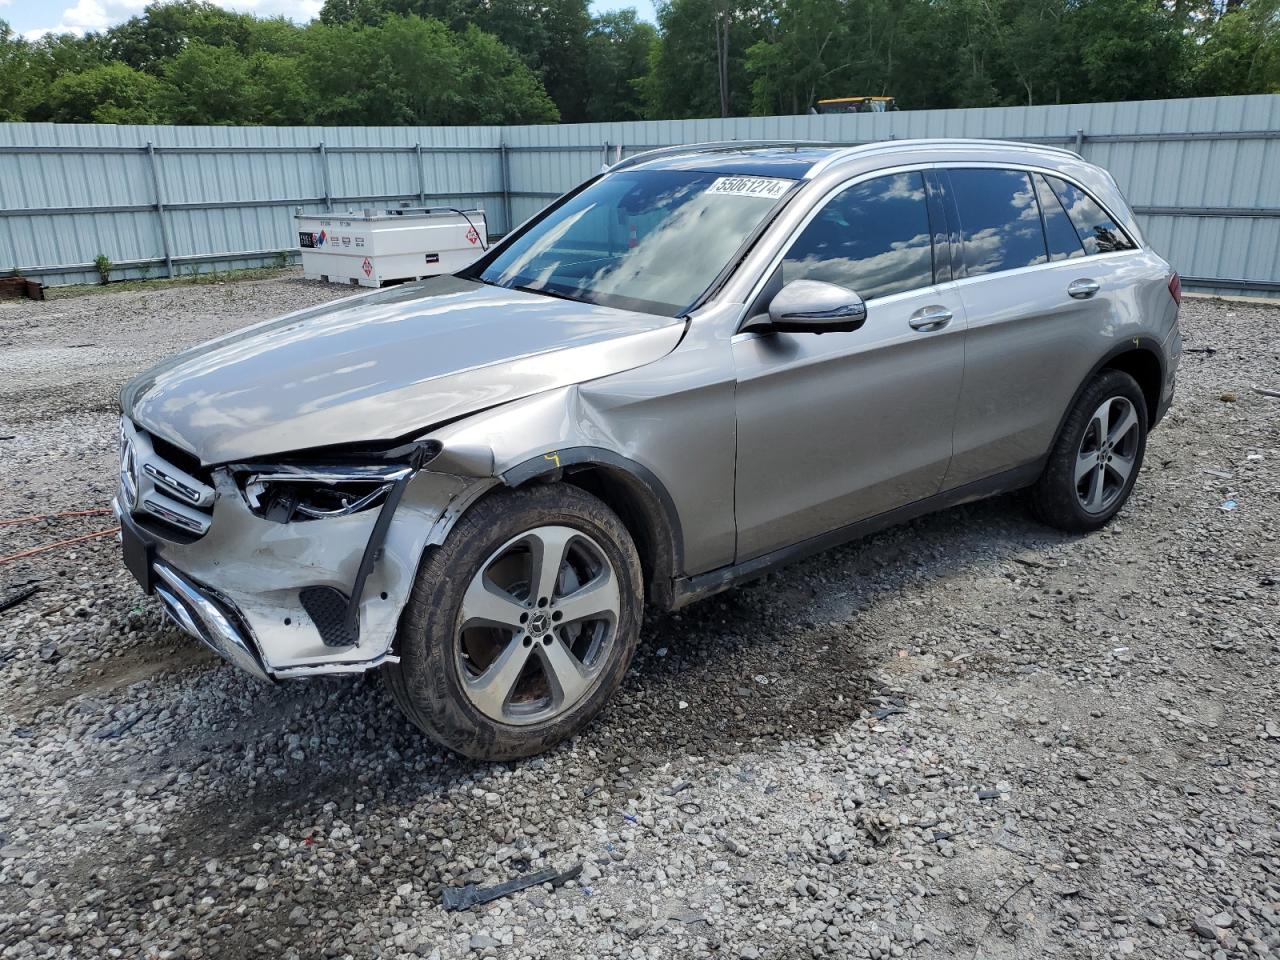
[26,0,321,38]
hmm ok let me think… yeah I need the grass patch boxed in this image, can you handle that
[45,266,297,300]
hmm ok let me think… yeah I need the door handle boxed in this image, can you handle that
[908,306,953,331]
[1068,278,1100,299]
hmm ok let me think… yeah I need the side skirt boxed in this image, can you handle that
[671,460,1045,609]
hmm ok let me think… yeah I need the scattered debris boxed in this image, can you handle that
[1183,346,1217,355]
[440,862,582,911]
[869,706,907,720]
[976,788,1002,801]
[1202,469,1233,480]
[1253,384,1280,398]
[0,585,39,614]
[0,277,43,301]
[1219,392,1237,402]
[856,809,898,846]
[1220,499,1238,511]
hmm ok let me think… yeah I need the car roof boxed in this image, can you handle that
[624,145,844,180]
[616,138,1080,180]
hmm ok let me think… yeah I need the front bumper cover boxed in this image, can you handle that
[115,461,491,679]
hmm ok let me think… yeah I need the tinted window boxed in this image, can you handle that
[949,169,1048,276]
[1045,175,1136,255]
[1034,174,1086,261]
[782,172,934,301]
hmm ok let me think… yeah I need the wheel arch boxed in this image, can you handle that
[1050,338,1165,453]
[500,448,683,610]
[1100,346,1163,427]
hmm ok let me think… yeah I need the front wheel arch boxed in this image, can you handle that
[500,449,683,610]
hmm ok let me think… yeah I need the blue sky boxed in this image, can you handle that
[7,0,656,39]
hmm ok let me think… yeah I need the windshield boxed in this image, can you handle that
[475,170,796,316]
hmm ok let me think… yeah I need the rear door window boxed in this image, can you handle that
[948,169,1048,276]
[1033,174,1086,261]
[1044,175,1137,255]
[781,171,935,301]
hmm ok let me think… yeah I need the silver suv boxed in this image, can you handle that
[116,139,1182,758]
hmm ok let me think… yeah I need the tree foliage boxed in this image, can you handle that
[0,0,1275,127]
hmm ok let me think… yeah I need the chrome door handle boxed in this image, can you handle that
[908,306,953,331]
[1068,278,1100,299]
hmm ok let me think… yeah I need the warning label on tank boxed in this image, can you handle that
[361,257,373,278]
[705,176,794,200]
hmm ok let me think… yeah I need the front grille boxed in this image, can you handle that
[120,419,215,538]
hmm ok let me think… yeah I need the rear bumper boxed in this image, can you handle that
[1153,319,1182,429]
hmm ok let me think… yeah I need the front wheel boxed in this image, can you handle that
[1031,369,1148,532]
[383,483,643,760]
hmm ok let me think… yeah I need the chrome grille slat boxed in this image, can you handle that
[119,419,214,537]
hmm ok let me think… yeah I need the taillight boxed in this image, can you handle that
[1168,273,1182,305]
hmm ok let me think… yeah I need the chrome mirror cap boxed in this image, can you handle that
[766,279,868,334]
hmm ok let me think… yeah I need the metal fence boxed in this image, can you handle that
[1,94,1277,294]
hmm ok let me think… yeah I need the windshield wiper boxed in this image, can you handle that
[511,283,590,306]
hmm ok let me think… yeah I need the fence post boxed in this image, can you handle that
[318,141,333,212]
[603,141,610,170]
[415,142,426,207]
[499,141,512,235]
[1075,128,1085,155]
[145,142,175,279]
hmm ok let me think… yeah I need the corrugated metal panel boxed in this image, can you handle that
[1,95,1277,292]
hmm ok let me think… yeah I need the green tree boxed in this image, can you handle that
[584,11,657,121]
[644,0,764,118]
[107,1,254,71]
[0,22,34,121]
[45,62,165,123]
[301,15,557,125]
[1067,0,1190,102]
[1191,0,1280,96]
[318,0,591,121]
[161,41,253,123]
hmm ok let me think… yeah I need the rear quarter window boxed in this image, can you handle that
[1044,175,1137,255]
[1033,174,1087,262]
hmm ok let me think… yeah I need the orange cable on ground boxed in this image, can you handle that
[0,508,114,528]
[0,527,120,566]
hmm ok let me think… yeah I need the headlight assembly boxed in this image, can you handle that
[236,464,413,523]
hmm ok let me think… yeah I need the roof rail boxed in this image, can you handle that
[608,140,832,173]
[803,137,1081,179]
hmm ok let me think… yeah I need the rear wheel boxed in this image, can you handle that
[383,483,643,760]
[1031,369,1148,532]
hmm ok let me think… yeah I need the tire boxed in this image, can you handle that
[383,483,643,760]
[1031,368,1148,533]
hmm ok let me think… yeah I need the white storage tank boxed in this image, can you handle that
[296,207,488,287]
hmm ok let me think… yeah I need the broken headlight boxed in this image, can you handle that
[236,463,413,523]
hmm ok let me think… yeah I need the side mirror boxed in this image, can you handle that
[755,279,867,334]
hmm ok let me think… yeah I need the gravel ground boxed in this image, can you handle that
[1,274,1278,960]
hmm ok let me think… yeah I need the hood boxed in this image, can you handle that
[123,276,685,465]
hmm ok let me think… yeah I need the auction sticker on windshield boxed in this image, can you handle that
[705,177,794,200]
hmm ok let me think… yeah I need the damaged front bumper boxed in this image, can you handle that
[114,434,495,681]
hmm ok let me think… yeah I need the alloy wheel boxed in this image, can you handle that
[455,525,620,726]
[1075,395,1140,514]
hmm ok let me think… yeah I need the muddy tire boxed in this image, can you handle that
[383,483,643,760]
[1031,369,1148,533]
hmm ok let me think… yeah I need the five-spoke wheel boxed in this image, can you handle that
[457,526,621,725]
[1074,395,1141,515]
[383,484,642,760]
[1032,368,1149,532]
